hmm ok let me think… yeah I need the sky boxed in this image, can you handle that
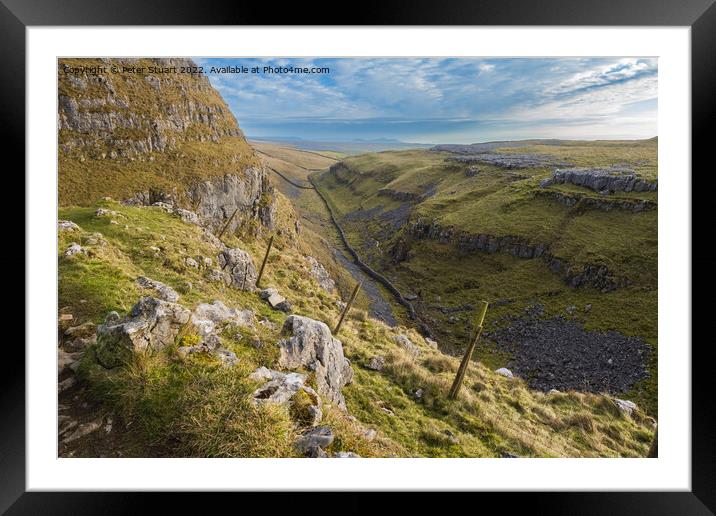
[197,57,657,144]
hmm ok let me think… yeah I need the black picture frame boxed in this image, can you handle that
[5,0,712,512]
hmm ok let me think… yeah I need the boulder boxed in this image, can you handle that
[191,300,255,336]
[260,287,291,312]
[277,315,354,410]
[334,451,361,458]
[251,370,307,404]
[495,367,514,378]
[95,296,191,368]
[366,356,385,371]
[294,426,334,456]
[425,337,438,349]
[393,334,420,356]
[58,220,80,232]
[136,276,180,302]
[217,248,258,291]
[64,243,86,257]
[175,208,200,225]
[614,398,638,416]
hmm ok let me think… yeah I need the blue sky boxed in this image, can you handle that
[197,57,657,144]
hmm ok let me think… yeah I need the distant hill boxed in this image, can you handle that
[250,138,434,155]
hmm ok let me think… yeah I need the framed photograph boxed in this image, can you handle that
[7,0,712,511]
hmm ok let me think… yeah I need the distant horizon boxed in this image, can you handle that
[199,57,658,144]
[247,134,658,146]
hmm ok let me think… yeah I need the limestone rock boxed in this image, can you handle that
[294,426,334,457]
[218,248,258,291]
[393,334,420,357]
[136,276,180,302]
[64,243,87,257]
[175,208,200,225]
[306,256,335,293]
[277,315,354,410]
[58,220,80,232]
[495,367,514,378]
[334,451,361,458]
[614,398,638,416]
[366,356,385,371]
[64,321,96,339]
[95,296,191,368]
[191,300,255,336]
[252,370,307,405]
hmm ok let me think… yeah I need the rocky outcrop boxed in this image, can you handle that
[58,58,278,231]
[306,256,335,293]
[217,248,258,291]
[277,315,354,410]
[535,190,657,212]
[58,58,242,160]
[540,167,657,193]
[401,218,630,292]
[448,153,568,169]
[95,296,191,368]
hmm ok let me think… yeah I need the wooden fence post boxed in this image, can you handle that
[241,261,249,291]
[448,300,489,400]
[334,281,361,335]
[218,207,239,239]
[255,235,274,288]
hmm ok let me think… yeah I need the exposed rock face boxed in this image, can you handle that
[401,218,630,292]
[306,256,335,293]
[58,58,277,231]
[217,248,258,291]
[535,190,657,212]
[277,315,354,409]
[58,58,242,159]
[541,167,657,193]
[447,153,569,169]
[95,296,191,368]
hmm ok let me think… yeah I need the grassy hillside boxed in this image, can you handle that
[313,140,658,415]
[58,200,655,457]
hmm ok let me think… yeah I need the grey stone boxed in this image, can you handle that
[277,315,354,410]
[64,243,86,257]
[218,248,258,291]
[62,417,104,443]
[136,276,180,302]
[191,300,255,336]
[95,296,191,368]
[334,451,361,458]
[614,398,638,416]
[175,208,200,225]
[306,256,335,293]
[393,334,420,356]
[252,371,307,405]
[58,220,80,232]
[294,426,334,456]
[425,337,438,349]
[185,257,199,269]
[366,356,385,371]
[495,367,514,378]
[64,322,96,338]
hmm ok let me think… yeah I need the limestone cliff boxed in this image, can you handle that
[58,58,276,230]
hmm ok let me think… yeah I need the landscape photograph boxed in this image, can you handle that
[57,56,658,458]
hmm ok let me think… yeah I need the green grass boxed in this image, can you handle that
[60,199,655,457]
[312,140,658,415]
